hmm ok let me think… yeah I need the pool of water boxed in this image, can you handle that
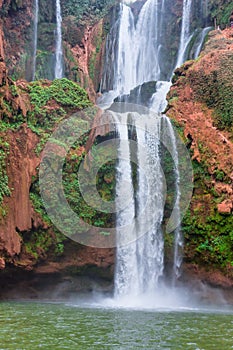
[0,300,233,349]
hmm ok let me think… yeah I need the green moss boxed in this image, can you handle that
[0,138,11,205]
[62,140,116,234]
[182,159,233,269]
[61,0,116,24]
[27,78,91,132]
[190,53,233,131]
[208,0,233,26]
[22,229,65,261]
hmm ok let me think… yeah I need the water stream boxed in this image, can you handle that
[32,0,39,81]
[55,0,63,79]
[176,0,193,68]
[194,26,212,59]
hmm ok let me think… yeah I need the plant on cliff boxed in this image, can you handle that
[0,138,11,204]
[188,52,233,131]
[62,138,116,234]
[28,78,91,121]
[209,0,233,26]
[61,0,116,23]
[182,160,233,271]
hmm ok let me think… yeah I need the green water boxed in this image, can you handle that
[0,302,233,349]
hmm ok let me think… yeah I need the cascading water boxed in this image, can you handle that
[100,0,170,101]
[176,0,193,68]
[99,0,200,300]
[55,0,63,79]
[32,0,39,81]
[194,27,212,59]
[114,111,166,298]
[160,117,182,281]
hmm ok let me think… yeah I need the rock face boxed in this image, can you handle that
[0,0,110,101]
[0,125,40,258]
[65,21,105,102]
[114,81,157,106]
[0,0,114,279]
[167,27,233,276]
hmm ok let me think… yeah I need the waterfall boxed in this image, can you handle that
[201,0,209,24]
[160,117,182,280]
[114,112,138,297]
[32,0,39,81]
[101,0,166,98]
[194,27,212,59]
[98,0,198,299]
[115,4,135,94]
[55,0,63,79]
[176,0,193,68]
[114,111,166,298]
[135,0,161,85]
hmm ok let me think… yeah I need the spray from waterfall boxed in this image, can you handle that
[55,0,63,79]
[32,0,39,81]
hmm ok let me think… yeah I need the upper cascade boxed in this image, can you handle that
[176,0,193,68]
[100,0,212,102]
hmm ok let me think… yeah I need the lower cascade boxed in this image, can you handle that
[114,111,165,298]
[112,110,183,299]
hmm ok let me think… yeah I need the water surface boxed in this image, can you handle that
[0,301,233,349]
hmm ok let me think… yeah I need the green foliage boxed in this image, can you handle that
[22,228,65,260]
[208,0,233,26]
[28,78,90,119]
[184,208,233,267]
[0,138,11,205]
[62,140,116,232]
[182,159,233,268]
[61,0,116,23]
[191,53,233,130]
[27,78,91,140]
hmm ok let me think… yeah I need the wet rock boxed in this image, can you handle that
[114,81,157,106]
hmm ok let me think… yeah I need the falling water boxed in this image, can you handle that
[55,0,63,79]
[99,0,198,299]
[194,27,212,59]
[115,4,135,94]
[114,112,138,297]
[201,0,209,24]
[114,111,166,298]
[32,0,39,81]
[135,0,161,85]
[101,0,167,98]
[160,116,183,280]
[176,0,193,67]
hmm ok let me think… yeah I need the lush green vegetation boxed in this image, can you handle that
[187,53,233,131]
[182,160,233,269]
[62,138,116,233]
[208,0,233,26]
[61,0,116,23]
[28,78,90,119]
[0,78,95,262]
[0,138,11,205]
